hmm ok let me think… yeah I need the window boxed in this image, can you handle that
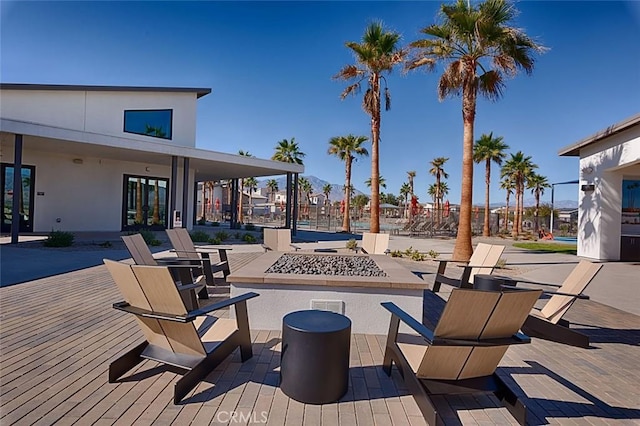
[123,109,172,140]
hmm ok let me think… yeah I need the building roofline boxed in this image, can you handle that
[558,112,640,157]
[0,83,211,98]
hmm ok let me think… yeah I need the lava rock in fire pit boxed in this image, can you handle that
[265,253,387,277]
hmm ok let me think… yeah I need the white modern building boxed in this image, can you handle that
[559,113,640,261]
[0,84,303,241]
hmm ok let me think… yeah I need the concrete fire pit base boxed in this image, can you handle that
[228,252,427,335]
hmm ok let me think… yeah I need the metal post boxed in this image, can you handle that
[285,172,292,229]
[11,134,23,244]
[292,173,299,235]
[550,184,555,233]
[230,179,238,228]
[182,157,190,228]
[170,156,178,228]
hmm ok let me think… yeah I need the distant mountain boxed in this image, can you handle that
[258,175,364,202]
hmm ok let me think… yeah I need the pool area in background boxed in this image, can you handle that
[553,236,577,243]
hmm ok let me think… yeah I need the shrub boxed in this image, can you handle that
[410,250,426,261]
[390,250,403,258]
[244,223,256,231]
[43,230,74,247]
[426,250,440,259]
[346,239,358,251]
[197,217,207,225]
[139,229,161,246]
[495,257,508,269]
[98,241,112,248]
[242,233,257,243]
[209,237,222,245]
[215,231,230,241]
[234,232,241,240]
[210,221,220,227]
[189,230,210,243]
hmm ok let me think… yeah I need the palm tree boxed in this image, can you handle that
[135,178,143,224]
[527,173,550,232]
[237,150,253,223]
[400,182,411,218]
[244,177,258,221]
[266,179,279,203]
[407,171,416,196]
[428,182,450,203]
[322,183,332,208]
[365,175,386,191]
[328,134,369,232]
[500,176,515,233]
[272,138,305,164]
[473,132,509,237]
[407,0,545,260]
[298,177,312,220]
[429,157,449,222]
[502,152,537,236]
[335,21,405,234]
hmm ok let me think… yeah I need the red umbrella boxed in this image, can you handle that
[214,198,220,211]
[410,195,418,216]
[280,200,285,211]
[443,200,450,217]
[340,199,345,214]
[474,206,479,219]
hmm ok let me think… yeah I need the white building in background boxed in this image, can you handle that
[559,113,640,261]
[0,83,303,238]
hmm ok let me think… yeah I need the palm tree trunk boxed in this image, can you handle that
[343,159,352,232]
[201,182,206,219]
[512,185,521,237]
[153,180,160,224]
[238,179,244,224]
[483,160,491,236]
[519,182,525,234]
[504,192,510,233]
[370,74,381,234]
[452,78,476,261]
[135,178,143,224]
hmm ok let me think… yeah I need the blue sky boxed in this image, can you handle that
[2,1,639,205]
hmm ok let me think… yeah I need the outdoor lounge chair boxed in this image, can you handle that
[261,228,301,252]
[104,259,258,404]
[382,287,542,425]
[511,260,603,348]
[166,228,231,286]
[431,243,505,292]
[360,232,390,255]
[121,233,207,307]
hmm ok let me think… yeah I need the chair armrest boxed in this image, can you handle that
[290,244,301,251]
[433,333,531,347]
[498,276,562,288]
[381,302,434,344]
[501,285,589,299]
[156,258,202,266]
[113,301,192,323]
[184,292,260,320]
[193,245,233,251]
[177,282,204,292]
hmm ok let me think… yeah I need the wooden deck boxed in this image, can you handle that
[1,251,640,425]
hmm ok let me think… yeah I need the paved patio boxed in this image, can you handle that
[1,237,639,425]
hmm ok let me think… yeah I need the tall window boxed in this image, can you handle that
[123,109,172,140]
[122,175,169,230]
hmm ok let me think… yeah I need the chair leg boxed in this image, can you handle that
[109,341,148,383]
[174,357,215,404]
[383,314,400,376]
[200,254,215,288]
[432,261,448,293]
[522,315,590,348]
[234,300,253,361]
[493,373,527,426]
[218,249,231,278]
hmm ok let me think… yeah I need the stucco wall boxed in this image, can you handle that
[0,89,197,147]
[2,137,193,232]
[577,126,640,260]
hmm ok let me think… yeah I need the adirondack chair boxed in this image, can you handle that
[262,228,301,252]
[431,243,505,292]
[360,232,390,255]
[121,233,206,308]
[166,228,231,286]
[382,288,542,425]
[512,260,603,348]
[104,259,258,404]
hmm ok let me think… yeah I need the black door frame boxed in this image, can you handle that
[121,174,169,231]
[1,163,35,233]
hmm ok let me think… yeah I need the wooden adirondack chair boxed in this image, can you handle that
[166,228,231,286]
[432,243,505,292]
[382,288,542,425]
[516,260,603,348]
[360,232,390,255]
[104,259,258,404]
[261,228,301,252]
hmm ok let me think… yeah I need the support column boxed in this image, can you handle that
[170,156,178,228]
[182,157,190,228]
[11,134,23,244]
[292,173,299,236]
[285,173,293,229]
[230,178,239,229]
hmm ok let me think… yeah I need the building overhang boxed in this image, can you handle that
[0,118,304,180]
[0,83,211,98]
[558,112,640,157]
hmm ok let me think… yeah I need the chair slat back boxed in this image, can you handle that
[263,228,292,251]
[417,288,541,380]
[362,232,377,254]
[122,234,157,266]
[374,233,389,255]
[166,228,199,260]
[104,259,172,351]
[540,261,602,323]
[468,243,505,284]
[131,264,206,357]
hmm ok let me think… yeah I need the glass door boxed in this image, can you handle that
[123,175,169,230]
[1,164,35,233]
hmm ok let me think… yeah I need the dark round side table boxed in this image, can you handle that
[280,310,351,404]
[474,274,516,291]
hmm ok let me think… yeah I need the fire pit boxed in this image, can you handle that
[228,251,427,334]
